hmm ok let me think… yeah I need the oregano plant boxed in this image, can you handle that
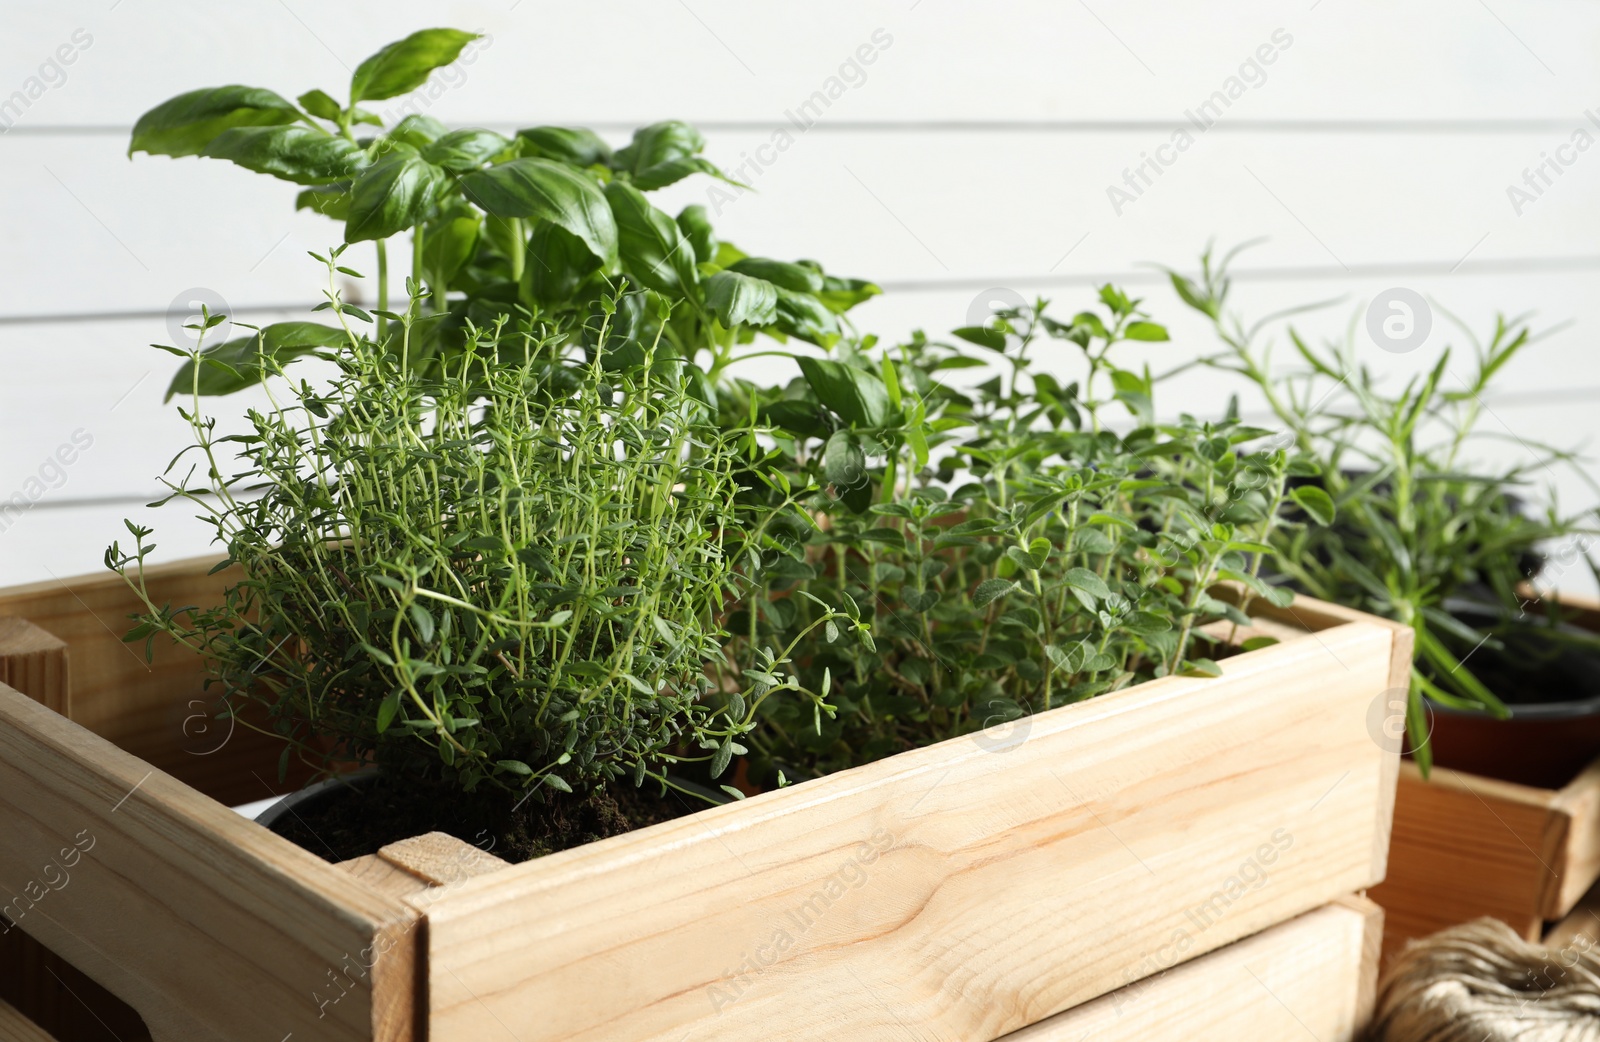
[716,285,1327,780]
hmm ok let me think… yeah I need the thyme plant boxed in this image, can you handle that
[1169,244,1600,769]
[109,255,833,799]
[718,285,1323,779]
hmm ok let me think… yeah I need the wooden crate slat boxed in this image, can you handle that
[423,619,1403,1042]
[0,683,420,1042]
[1008,896,1383,1041]
[1374,763,1558,948]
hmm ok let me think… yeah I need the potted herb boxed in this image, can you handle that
[718,287,1341,782]
[1167,246,1600,958]
[130,27,879,399]
[109,256,831,860]
[1168,243,1600,788]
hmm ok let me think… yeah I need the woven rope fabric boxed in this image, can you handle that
[1370,918,1600,1041]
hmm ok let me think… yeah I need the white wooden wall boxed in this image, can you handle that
[3,1,1598,592]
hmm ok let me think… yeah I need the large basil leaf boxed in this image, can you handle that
[524,220,603,304]
[612,121,705,175]
[423,213,481,287]
[296,89,342,122]
[129,86,299,158]
[422,129,512,172]
[676,205,717,265]
[704,270,778,328]
[480,216,524,275]
[760,399,830,439]
[631,156,730,192]
[798,357,891,428]
[823,429,868,490]
[817,274,882,314]
[604,181,698,298]
[460,159,618,269]
[773,288,841,348]
[296,185,352,219]
[350,29,479,103]
[202,125,368,185]
[165,322,346,399]
[517,127,613,168]
[388,114,449,148]
[729,257,823,294]
[345,152,447,242]
[613,121,734,191]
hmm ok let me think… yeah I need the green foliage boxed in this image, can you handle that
[1170,242,1600,771]
[163,321,346,400]
[715,285,1321,780]
[349,28,479,103]
[129,85,301,158]
[111,257,836,799]
[131,29,878,389]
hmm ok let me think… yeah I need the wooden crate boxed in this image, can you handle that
[0,557,1410,1042]
[1008,896,1383,1041]
[1370,756,1600,963]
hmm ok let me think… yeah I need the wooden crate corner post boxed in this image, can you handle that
[0,617,68,716]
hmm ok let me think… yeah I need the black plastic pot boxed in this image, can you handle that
[1425,601,1600,789]
[253,767,728,833]
[254,767,380,828]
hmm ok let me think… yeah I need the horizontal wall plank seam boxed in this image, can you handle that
[4,119,1594,135]
[5,255,1600,328]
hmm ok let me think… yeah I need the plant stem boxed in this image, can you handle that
[376,240,390,344]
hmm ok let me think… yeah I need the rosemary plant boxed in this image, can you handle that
[719,285,1323,779]
[1169,243,1600,769]
[109,254,835,799]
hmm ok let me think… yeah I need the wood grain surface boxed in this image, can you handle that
[422,615,1404,1042]
[1008,896,1383,1041]
[0,681,421,1042]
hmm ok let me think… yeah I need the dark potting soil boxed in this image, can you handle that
[266,773,702,864]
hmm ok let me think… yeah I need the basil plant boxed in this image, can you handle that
[131,28,878,400]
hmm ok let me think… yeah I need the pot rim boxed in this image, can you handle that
[251,767,729,829]
[253,765,380,828]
